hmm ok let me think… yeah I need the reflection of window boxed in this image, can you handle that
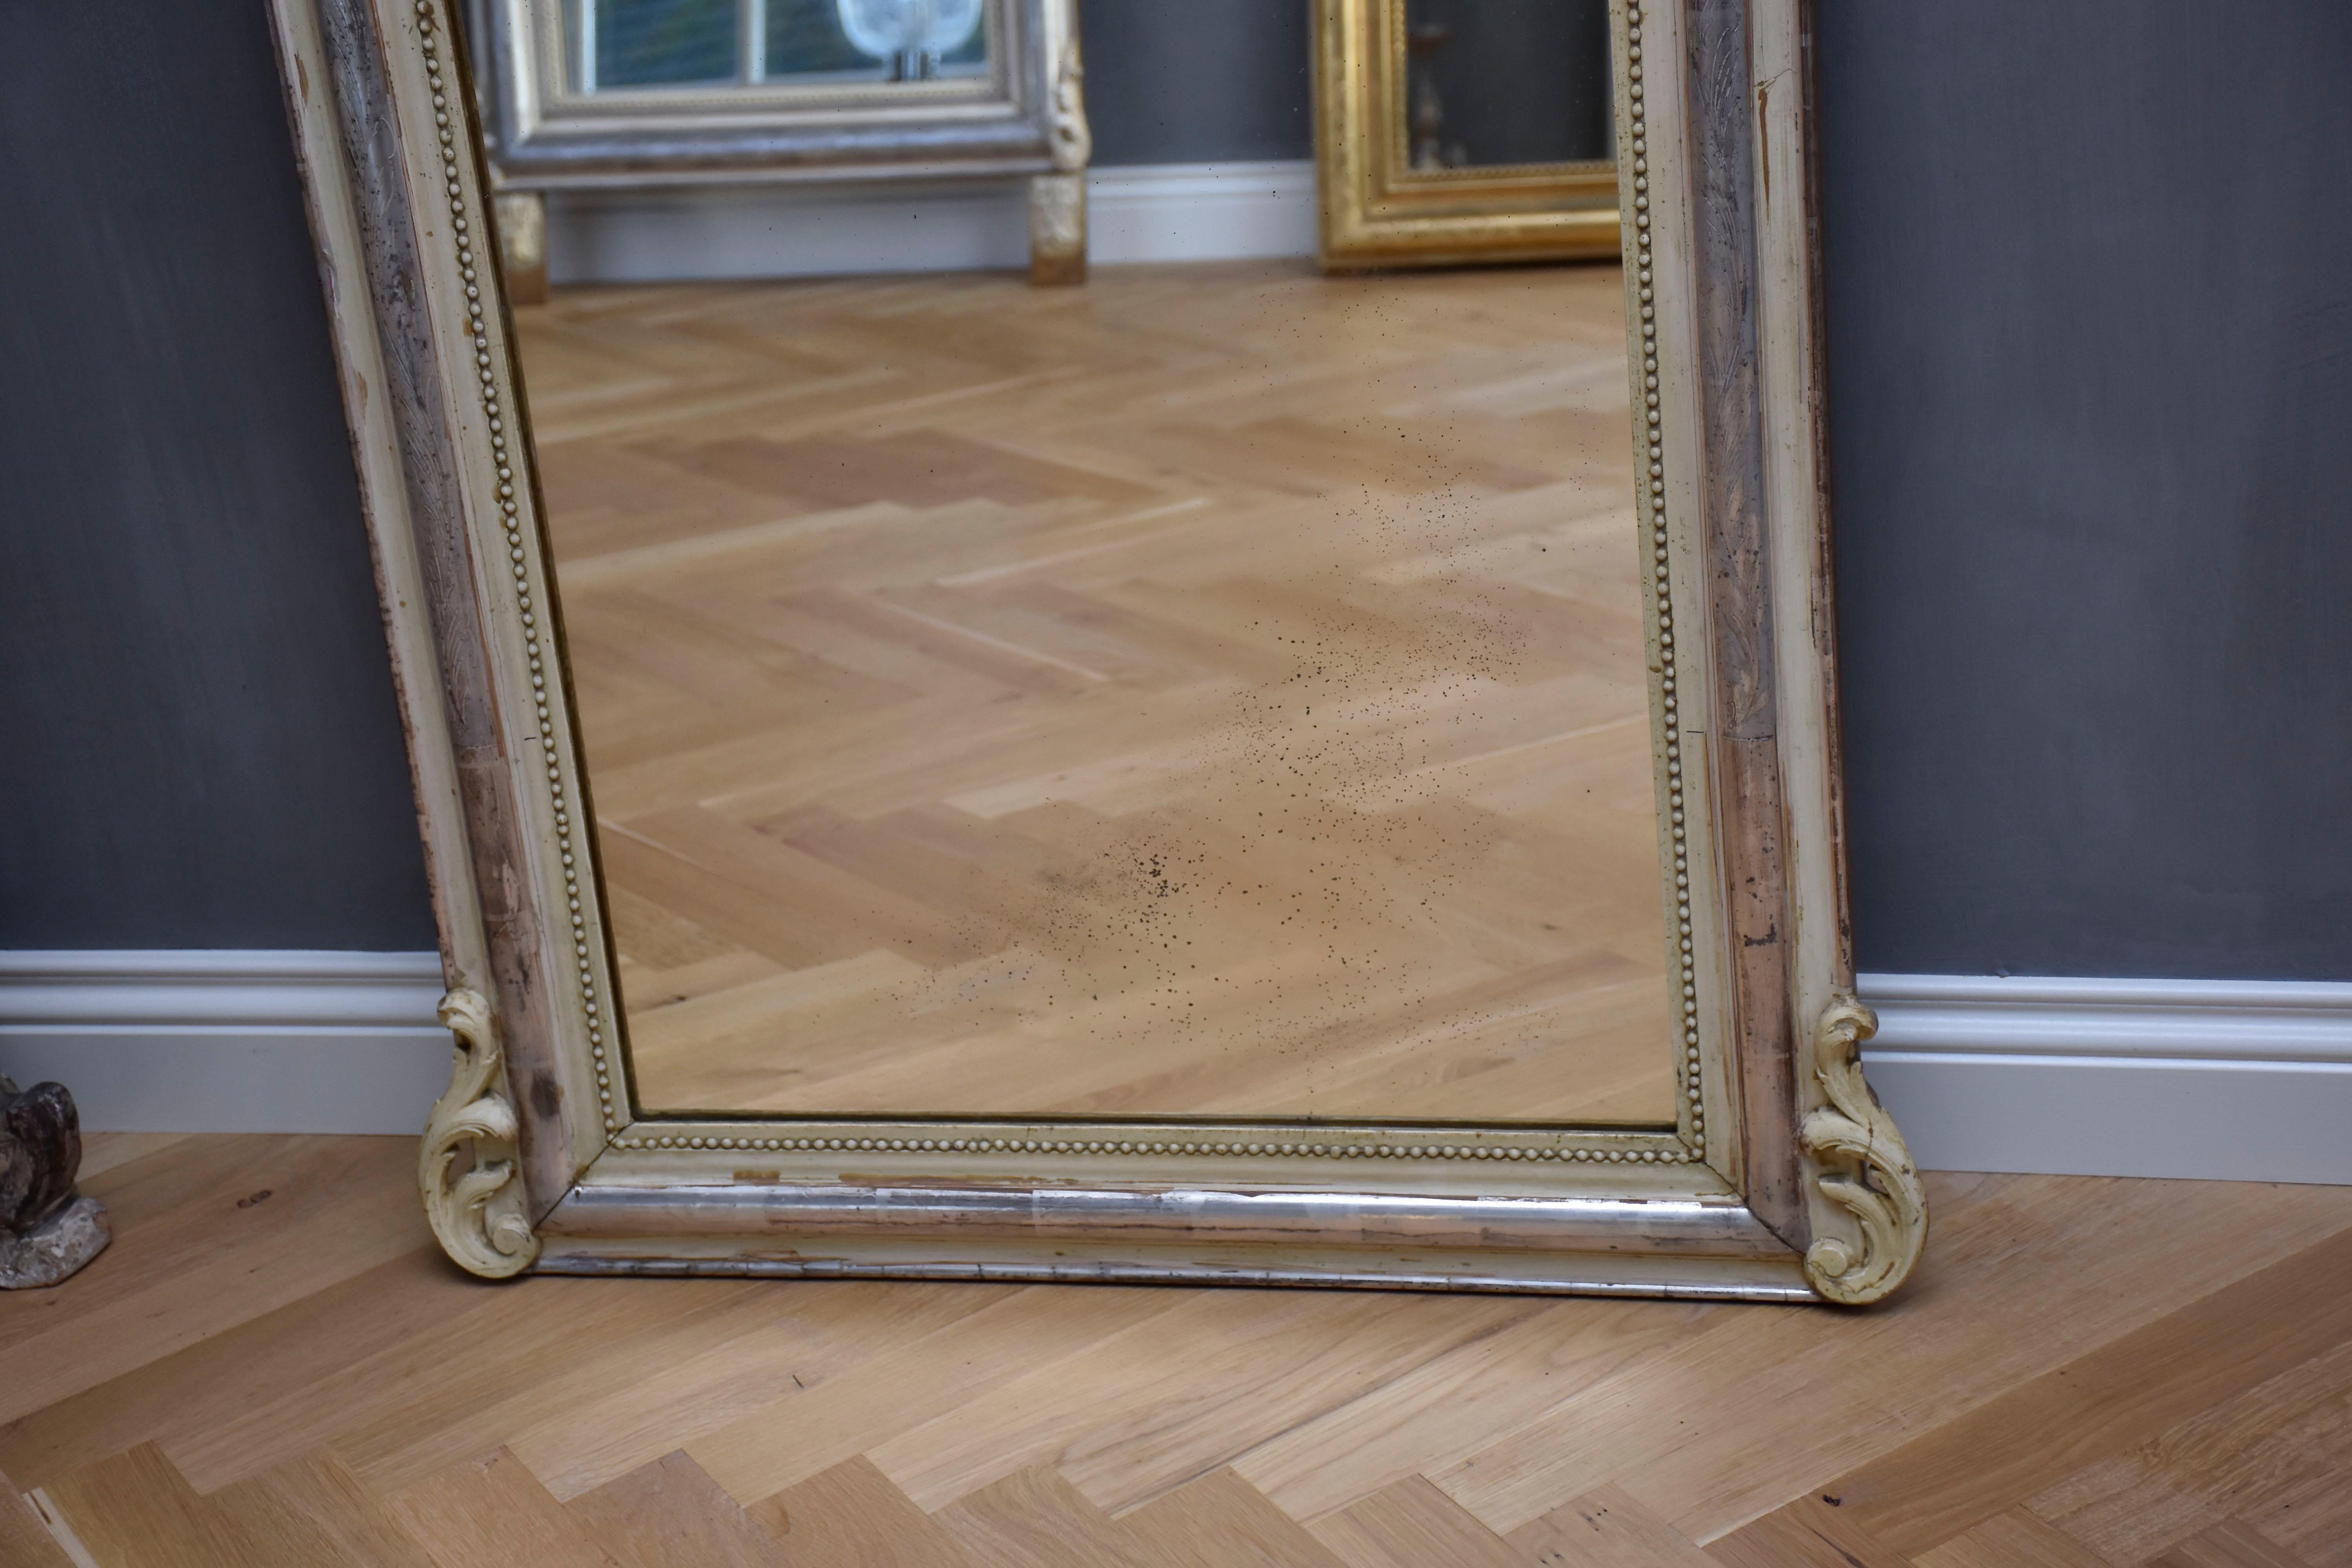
[581,0,733,87]
[573,0,987,92]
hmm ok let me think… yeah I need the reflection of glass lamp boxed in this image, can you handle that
[1406,21,1461,170]
[836,0,983,81]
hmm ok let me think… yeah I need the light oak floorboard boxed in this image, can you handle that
[37,1443,250,1568]
[688,1283,1179,1505]
[1232,1294,1708,1521]
[1426,1174,2352,1541]
[503,1278,996,1500]
[865,1285,1541,1513]
[206,1448,439,1568]
[1508,1483,1718,1566]
[9,1140,2352,1565]
[385,1447,625,1568]
[1120,1467,1349,1568]
[2152,1520,2324,1568]
[565,1450,790,1567]
[0,1137,426,1420]
[1911,1508,2107,1568]
[2022,1334,2352,1565]
[1704,1493,1916,1568]
[1787,1224,2352,1554]
[75,1133,196,1183]
[1308,1474,1526,1568]
[934,1463,1182,1568]
[0,1462,76,1568]
[0,1247,474,1495]
[745,1455,975,1568]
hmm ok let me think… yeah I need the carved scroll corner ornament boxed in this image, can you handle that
[1800,994,1927,1307]
[1046,42,1091,171]
[420,988,540,1279]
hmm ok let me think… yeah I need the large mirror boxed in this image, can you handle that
[275,0,1925,1304]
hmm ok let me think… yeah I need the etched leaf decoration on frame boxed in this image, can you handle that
[1802,995,1928,1305]
[421,989,540,1279]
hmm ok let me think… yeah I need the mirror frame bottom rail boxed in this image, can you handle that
[272,0,1927,1307]
[532,1184,1815,1300]
[534,1189,1806,1298]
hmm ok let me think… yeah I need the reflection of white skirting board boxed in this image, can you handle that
[543,160,1319,286]
[0,951,450,1135]
[1860,974,2352,1185]
[5,952,2346,1181]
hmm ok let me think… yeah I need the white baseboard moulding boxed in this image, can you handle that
[544,160,1318,286]
[1858,973,2352,1186]
[4,954,2345,1182]
[0,951,451,1135]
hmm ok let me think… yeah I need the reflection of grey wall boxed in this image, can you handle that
[1405,0,1610,168]
[0,0,437,950]
[1078,0,1310,165]
[1818,2,2352,980]
[1084,0,1612,173]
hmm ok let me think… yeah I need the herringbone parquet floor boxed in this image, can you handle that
[18,266,2345,1564]
[521,261,1674,1124]
[7,1133,2352,1564]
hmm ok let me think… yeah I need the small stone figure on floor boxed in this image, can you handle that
[0,1074,110,1289]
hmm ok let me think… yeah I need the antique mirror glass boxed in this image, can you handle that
[275,0,1923,1302]
[528,106,1666,1134]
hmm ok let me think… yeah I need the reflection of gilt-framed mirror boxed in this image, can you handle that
[269,0,1927,1304]
[1314,0,1621,270]
[467,0,1092,285]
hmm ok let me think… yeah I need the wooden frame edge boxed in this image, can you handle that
[272,0,622,1221]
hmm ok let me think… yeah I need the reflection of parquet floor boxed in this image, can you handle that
[519,261,1674,1122]
[11,1136,2352,1565]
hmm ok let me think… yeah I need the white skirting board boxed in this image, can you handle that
[4,953,2347,1181]
[0,951,452,1135]
[1858,973,2352,1185]
[544,160,1319,286]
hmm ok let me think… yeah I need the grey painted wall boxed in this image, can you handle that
[1078,0,1310,166]
[1816,1,2352,981]
[0,0,437,951]
[5,3,2344,983]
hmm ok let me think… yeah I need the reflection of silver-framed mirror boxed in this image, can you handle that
[467,0,1090,285]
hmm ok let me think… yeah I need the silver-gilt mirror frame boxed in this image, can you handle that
[269,0,1926,1305]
